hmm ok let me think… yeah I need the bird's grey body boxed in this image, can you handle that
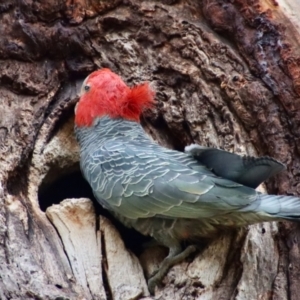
[75,116,300,246]
[74,68,300,293]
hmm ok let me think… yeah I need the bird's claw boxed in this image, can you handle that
[147,245,197,294]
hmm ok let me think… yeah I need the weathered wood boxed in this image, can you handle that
[46,198,149,300]
[100,216,149,299]
[46,198,107,300]
[0,0,300,299]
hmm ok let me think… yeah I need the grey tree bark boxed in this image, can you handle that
[1,0,300,299]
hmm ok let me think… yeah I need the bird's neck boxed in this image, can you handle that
[75,116,150,151]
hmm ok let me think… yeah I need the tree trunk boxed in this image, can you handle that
[1,0,300,299]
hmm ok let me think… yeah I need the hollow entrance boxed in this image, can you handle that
[38,167,151,255]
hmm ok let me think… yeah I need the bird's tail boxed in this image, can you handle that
[255,194,300,220]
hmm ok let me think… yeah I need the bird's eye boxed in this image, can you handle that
[84,85,90,91]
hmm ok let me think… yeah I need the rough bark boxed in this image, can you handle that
[1,0,300,299]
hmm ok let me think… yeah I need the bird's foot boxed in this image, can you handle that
[148,245,197,294]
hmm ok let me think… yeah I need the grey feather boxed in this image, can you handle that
[75,117,300,241]
[185,144,285,188]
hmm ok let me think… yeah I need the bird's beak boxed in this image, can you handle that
[74,102,79,114]
[78,76,89,97]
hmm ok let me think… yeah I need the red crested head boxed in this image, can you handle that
[75,68,155,127]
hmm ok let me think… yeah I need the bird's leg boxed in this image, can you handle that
[148,244,197,294]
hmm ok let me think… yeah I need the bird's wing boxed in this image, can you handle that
[82,141,259,220]
[185,144,285,188]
